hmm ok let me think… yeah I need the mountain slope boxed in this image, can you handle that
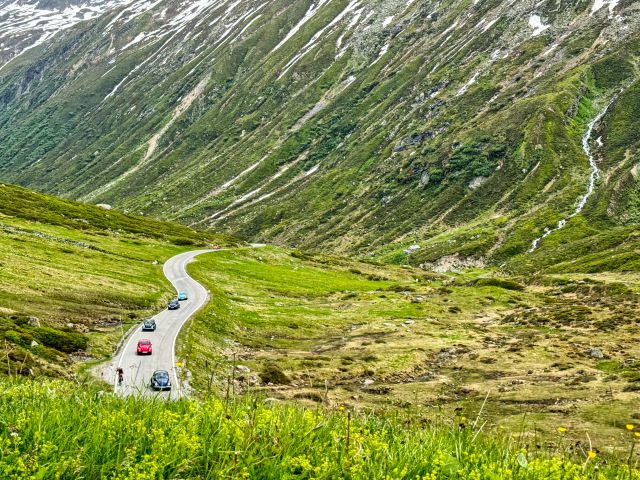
[0,0,132,70]
[0,0,638,265]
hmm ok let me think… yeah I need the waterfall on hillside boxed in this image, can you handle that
[528,98,615,253]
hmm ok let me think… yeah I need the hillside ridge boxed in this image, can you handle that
[0,0,638,266]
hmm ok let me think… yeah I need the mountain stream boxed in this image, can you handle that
[528,99,614,252]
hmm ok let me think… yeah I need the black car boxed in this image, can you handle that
[142,319,156,331]
[168,299,180,310]
[150,370,171,391]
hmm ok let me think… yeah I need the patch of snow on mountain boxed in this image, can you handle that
[528,14,548,36]
[304,164,320,176]
[440,20,458,38]
[271,0,331,53]
[121,32,148,50]
[0,0,133,71]
[278,0,360,80]
[105,0,163,30]
[456,71,479,96]
[236,12,263,38]
[591,0,619,14]
[370,43,389,66]
[482,17,499,32]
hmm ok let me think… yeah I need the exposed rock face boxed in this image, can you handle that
[27,316,40,327]
[421,254,486,273]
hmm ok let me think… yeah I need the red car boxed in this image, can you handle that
[136,339,152,355]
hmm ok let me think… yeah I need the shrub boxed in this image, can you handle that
[259,364,290,385]
[34,327,88,353]
[474,278,525,291]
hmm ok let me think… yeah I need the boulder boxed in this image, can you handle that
[587,348,604,359]
[27,316,40,327]
[96,203,112,210]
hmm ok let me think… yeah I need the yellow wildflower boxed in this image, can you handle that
[557,427,567,433]
[588,451,597,459]
[627,424,635,431]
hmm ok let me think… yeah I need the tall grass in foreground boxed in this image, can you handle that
[0,379,637,479]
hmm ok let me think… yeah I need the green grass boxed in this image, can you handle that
[181,247,640,450]
[0,377,638,479]
[0,183,237,376]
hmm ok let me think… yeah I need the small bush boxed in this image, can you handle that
[172,237,197,246]
[259,364,290,385]
[35,327,88,353]
[474,278,525,291]
[292,391,324,402]
[386,284,415,293]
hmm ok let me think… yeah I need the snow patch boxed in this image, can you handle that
[482,17,499,32]
[271,0,331,52]
[528,14,549,37]
[121,32,148,50]
[304,164,320,176]
[591,0,619,15]
[278,0,360,80]
[0,0,132,71]
[370,43,389,66]
[440,21,458,38]
[456,71,479,96]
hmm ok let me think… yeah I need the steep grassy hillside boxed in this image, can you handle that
[1,378,638,479]
[0,183,235,376]
[181,247,640,448]
[0,0,637,263]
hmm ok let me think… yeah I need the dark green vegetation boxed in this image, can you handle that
[0,0,637,267]
[0,183,235,376]
[1,378,638,479]
[182,247,640,450]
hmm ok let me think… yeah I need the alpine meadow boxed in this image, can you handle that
[0,0,639,478]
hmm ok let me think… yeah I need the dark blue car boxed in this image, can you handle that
[168,299,180,310]
[150,370,171,391]
[142,319,156,331]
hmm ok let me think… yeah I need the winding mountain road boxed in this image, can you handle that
[99,250,213,399]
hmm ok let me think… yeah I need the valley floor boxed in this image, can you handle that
[181,247,640,452]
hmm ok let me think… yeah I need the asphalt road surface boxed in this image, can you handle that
[103,250,212,399]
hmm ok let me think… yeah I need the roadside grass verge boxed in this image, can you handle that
[0,377,638,479]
